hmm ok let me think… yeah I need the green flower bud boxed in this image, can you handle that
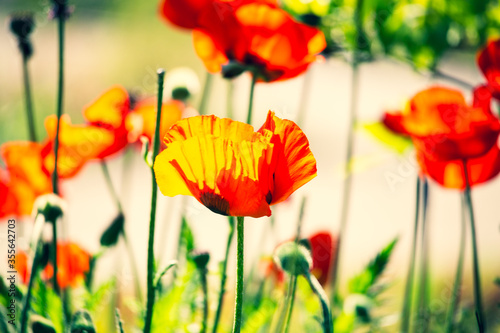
[70,309,96,333]
[191,250,210,270]
[273,241,312,276]
[9,13,35,39]
[34,194,66,223]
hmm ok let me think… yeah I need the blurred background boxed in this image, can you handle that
[1,0,500,330]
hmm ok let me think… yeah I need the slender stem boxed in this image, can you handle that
[200,268,209,333]
[329,56,360,305]
[305,272,333,333]
[462,160,486,333]
[100,161,143,302]
[400,177,421,333]
[296,69,313,127]
[417,179,430,332]
[246,74,257,125]
[445,195,467,332]
[143,69,165,333]
[100,161,123,212]
[212,216,235,333]
[22,56,37,142]
[282,198,308,333]
[432,70,475,90]
[20,214,45,333]
[51,219,60,295]
[198,72,213,115]
[226,79,235,119]
[51,9,66,196]
[232,216,245,333]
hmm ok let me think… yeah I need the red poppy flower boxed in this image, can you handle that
[14,242,90,289]
[42,115,115,178]
[309,231,335,286]
[125,98,186,147]
[192,1,326,81]
[383,86,500,161]
[44,242,90,289]
[159,0,213,29]
[1,142,52,217]
[154,110,316,218]
[83,85,130,159]
[382,86,500,188]
[477,39,500,99]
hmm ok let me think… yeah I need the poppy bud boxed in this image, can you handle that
[273,241,312,276]
[49,0,72,20]
[165,67,200,101]
[70,310,96,333]
[191,250,210,270]
[34,194,66,223]
[31,315,56,333]
[343,294,373,323]
[9,13,35,59]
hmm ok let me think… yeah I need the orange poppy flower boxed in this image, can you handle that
[382,86,500,188]
[43,115,115,179]
[154,111,316,218]
[125,98,185,147]
[14,242,90,289]
[477,39,500,99]
[309,231,335,286]
[82,85,130,159]
[1,142,52,217]
[192,1,326,81]
[159,0,213,29]
[383,86,500,161]
[15,251,30,284]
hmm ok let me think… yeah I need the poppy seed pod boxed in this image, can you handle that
[191,250,210,270]
[273,241,312,276]
[34,194,65,223]
[9,13,35,59]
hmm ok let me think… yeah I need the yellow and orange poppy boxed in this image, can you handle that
[154,111,316,218]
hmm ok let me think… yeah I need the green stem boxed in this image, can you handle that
[329,55,360,306]
[226,79,235,119]
[400,177,421,333]
[100,161,143,302]
[246,74,257,125]
[51,8,66,196]
[143,69,165,333]
[417,180,430,332]
[51,219,60,295]
[282,197,308,333]
[212,216,235,333]
[198,72,213,115]
[200,268,209,333]
[305,272,333,333]
[462,160,486,333]
[445,195,467,332]
[232,216,245,333]
[20,214,45,333]
[22,56,37,142]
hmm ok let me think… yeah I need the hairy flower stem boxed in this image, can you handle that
[49,5,67,298]
[445,196,467,332]
[417,180,430,332]
[281,198,308,333]
[306,272,333,333]
[400,177,421,332]
[462,161,486,332]
[212,216,235,333]
[22,56,37,141]
[198,72,213,115]
[232,216,245,333]
[100,161,143,302]
[143,69,165,333]
[20,214,45,333]
[246,74,257,125]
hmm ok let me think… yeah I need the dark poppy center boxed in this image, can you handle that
[200,192,230,216]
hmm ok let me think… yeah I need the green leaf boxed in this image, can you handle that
[84,279,116,313]
[31,315,57,333]
[31,276,64,333]
[348,237,398,295]
[154,260,177,290]
[495,277,500,287]
[100,213,125,247]
[361,122,412,154]
[70,309,96,333]
[180,216,195,254]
